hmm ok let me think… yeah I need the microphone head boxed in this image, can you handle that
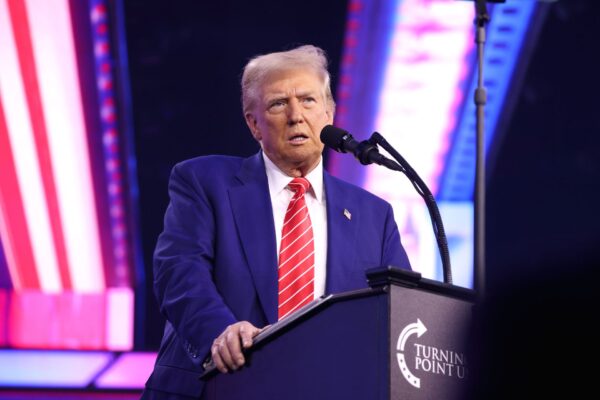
[320,125,352,153]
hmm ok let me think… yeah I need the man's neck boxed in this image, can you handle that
[264,154,321,178]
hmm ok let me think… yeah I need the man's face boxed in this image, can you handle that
[245,69,334,176]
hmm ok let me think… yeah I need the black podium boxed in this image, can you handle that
[201,267,474,400]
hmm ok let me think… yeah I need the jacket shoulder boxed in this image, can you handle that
[174,154,245,176]
[325,172,391,207]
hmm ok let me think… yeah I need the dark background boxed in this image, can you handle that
[123,0,600,350]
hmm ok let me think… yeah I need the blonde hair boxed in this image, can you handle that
[241,45,336,114]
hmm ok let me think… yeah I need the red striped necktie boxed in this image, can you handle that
[278,177,315,320]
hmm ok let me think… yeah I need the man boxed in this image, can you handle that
[142,45,411,399]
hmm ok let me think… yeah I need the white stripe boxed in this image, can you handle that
[288,181,308,192]
[288,193,303,203]
[279,225,312,255]
[26,0,106,291]
[279,251,314,282]
[278,278,314,309]
[278,238,314,269]
[278,265,314,295]
[0,0,61,292]
[279,292,314,319]
[282,202,307,227]
[281,213,310,241]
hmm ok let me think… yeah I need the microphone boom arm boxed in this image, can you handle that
[369,132,453,285]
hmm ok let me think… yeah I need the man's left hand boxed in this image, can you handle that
[210,321,263,373]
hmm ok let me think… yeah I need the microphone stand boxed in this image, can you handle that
[367,133,453,285]
[473,0,491,299]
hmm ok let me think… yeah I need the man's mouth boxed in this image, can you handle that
[289,134,308,143]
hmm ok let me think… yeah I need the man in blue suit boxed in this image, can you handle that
[142,45,411,399]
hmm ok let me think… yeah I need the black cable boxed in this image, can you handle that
[370,132,453,285]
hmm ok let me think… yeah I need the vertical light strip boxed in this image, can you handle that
[106,288,133,350]
[0,97,38,289]
[25,0,106,291]
[330,0,398,185]
[90,0,132,287]
[0,0,61,291]
[364,0,474,279]
[8,0,73,290]
[367,0,474,198]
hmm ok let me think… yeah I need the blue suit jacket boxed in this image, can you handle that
[144,152,411,397]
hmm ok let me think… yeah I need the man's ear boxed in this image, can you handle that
[244,112,261,141]
[326,105,335,124]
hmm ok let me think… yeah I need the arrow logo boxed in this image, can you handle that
[396,319,427,388]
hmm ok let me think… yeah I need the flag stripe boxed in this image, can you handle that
[8,0,72,289]
[0,94,38,289]
[25,0,106,291]
[0,0,60,291]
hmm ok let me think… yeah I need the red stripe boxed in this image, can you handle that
[280,225,312,254]
[278,179,314,320]
[282,203,308,226]
[279,265,314,297]
[278,243,313,275]
[282,213,310,240]
[278,282,314,318]
[0,96,39,288]
[279,256,314,287]
[8,0,72,288]
[282,293,313,318]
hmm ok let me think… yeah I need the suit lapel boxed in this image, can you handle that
[324,173,359,294]
[228,153,278,324]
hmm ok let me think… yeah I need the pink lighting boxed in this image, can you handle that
[96,352,157,389]
[106,288,134,350]
[8,291,105,349]
[90,0,132,288]
[0,0,63,292]
[369,0,473,196]
[24,0,106,292]
[0,290,7,346]
[0,0,134,350]
[0,349,159,389]
[0,350,115,387]
[332,0,475,282]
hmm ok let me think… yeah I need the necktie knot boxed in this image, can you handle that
[288,177,310,196]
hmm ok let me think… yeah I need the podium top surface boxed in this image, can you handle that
[365,266,475,302]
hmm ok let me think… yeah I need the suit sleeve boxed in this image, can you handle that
[153,163,237,363]
[382,203,412,270]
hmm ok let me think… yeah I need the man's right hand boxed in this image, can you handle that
[210,321,263,373]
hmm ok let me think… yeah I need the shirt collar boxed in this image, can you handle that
[262,152,324,204]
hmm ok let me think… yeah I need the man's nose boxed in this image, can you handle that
[287,100,304,124]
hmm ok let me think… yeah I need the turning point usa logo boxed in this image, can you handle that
[396,319,468,389]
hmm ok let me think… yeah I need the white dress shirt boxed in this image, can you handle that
[262,153,327,299]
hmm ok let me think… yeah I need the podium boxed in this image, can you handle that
[201,267,475,400]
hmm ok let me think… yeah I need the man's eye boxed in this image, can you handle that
[302,97,316,103]
[269,101,285,109]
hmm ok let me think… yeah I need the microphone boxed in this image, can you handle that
[320,125,401,170]
[321,125,453,284]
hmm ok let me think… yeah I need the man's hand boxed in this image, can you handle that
[211,321,263,373]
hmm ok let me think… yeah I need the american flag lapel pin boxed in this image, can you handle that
[343,208,352,220]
